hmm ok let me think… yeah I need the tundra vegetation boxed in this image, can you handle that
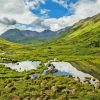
[0,14,100,99]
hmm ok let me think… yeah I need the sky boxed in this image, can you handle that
[0,0,100,34]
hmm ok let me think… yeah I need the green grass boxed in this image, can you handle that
[0,64,100,100]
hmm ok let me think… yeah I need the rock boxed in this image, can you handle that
[94,82,100,89]
[16,63,19,65]
[29,74,39,80]
[92,78,96,81]
[85,77,91,81]
[76,77,80,82]
[42,70,48,74]
[51,86,58,92]
[29,75,36,80]
[62,88,69,92]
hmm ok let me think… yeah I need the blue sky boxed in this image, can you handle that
[29,0,78,18]
[0,0,100,34]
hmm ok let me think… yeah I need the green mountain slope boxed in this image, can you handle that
[0,38,16,51]
[45,13,100,79]
[54,13,100,46]
[0,38,30,62]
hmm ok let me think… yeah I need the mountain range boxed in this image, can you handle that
[0,28,66,43]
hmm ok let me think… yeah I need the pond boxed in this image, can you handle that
[45,61,99,84]
[3,61,41,72]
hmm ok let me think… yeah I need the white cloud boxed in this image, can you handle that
[42,16,70,31]
[0,0,100,35]
[40,9,50,15]
[67,0,100,25]
[42,0,100,31]
[52,0,68,9]
[24,0,46,10]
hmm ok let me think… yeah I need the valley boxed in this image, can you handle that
[0,14,100,100]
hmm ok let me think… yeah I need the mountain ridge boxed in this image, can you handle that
[0,28,66,43]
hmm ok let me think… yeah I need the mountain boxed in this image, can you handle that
[0,29,63,43]
[56,13,100,46]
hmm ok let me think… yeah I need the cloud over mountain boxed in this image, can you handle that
[0,0,100,34]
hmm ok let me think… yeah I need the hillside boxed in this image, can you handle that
[0,38,17,51]
[45,13,100,79]
[0,38,30,63]
[52,14,100,46]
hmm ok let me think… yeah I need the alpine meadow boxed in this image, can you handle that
[0,0,100,100]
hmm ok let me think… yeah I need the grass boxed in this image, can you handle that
[0,64,100,100]
[0,13,100,99]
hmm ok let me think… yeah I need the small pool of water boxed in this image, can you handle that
[45,61,99,84]
[4,61,41,72]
